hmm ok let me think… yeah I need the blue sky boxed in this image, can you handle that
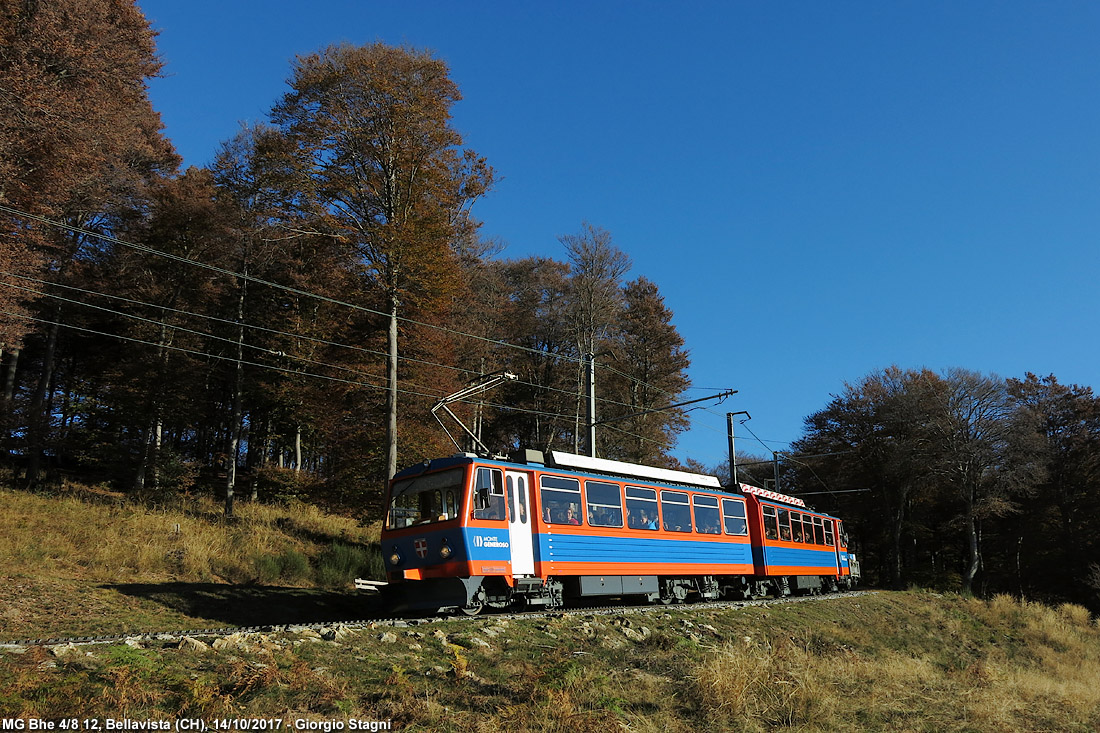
[139,1,1100,469]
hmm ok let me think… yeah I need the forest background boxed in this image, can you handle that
[1,1,1098,612]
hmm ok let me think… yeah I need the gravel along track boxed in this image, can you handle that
[0,590,872,650]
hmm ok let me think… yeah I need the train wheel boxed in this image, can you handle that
[459,601,484,616]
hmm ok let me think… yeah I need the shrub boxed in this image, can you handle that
[254,549,312,585]
[316,542,371,589]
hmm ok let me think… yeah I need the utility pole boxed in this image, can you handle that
[584,355,737,463]
[587,352,597,458]
[726,411,750,486]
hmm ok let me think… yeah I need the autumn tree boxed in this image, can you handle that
[270,42,493,481]
[1004,373,1100,602]
[598,276,690,466]
[795,367,946,588]
[560,223,630,454]
[109,169,235,498]
[0,0,177,485]
[0,0,176,329]
[925,369,1044,594]
[482,256,576,452]
[794,367,1047,594]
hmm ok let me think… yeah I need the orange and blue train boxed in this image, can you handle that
[381,449,859,613]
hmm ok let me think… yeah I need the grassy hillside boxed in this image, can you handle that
[0,487,385,640]
[1,490,1099,730]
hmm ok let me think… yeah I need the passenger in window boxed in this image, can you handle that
[566,505,580,525]
[779,523,792,541]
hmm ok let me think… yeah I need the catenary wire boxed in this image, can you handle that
[1,280,417,386]
[0,309,603,428]
[0,203,591,365]
[0,271,650,414]
[2,203,715,439]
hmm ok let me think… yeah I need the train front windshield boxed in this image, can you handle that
[386,467,466,529]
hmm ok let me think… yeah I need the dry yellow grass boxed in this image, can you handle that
[692,593,1100,731]
[0,487,379,584]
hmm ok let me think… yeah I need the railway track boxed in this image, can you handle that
[0,590,871,649]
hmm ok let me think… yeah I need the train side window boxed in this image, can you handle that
[692,495,720,534]
[472,467,506,521]
[540,475,582,525]
[763,505,779,540]
[790,512,804,542]
[777,507,792,541]
[661,491,692,532]
[625,486,659,530]
[813,516,825,545]
[722,498,748,536]
[824,520,835,546]
[506,475,517,521]
[517,479,528,524]
[586,481,623,527]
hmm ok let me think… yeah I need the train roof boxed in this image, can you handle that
[738,483,807,508]
[391,449,722,489]
[542,450,723,490]
[390,450,823,513]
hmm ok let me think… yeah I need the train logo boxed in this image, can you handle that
[414,538,428,558]
[472,535,508,548]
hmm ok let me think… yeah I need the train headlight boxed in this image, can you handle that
[389,546,402,566]
[439,539,452,559]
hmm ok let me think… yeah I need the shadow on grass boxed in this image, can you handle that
[106,582,387,627]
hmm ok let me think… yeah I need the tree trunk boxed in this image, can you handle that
[386,292,399,482]
[962,500,980,594]
[225,274,247,516]
[891,498,906,590]
[133,410,155,493]
[294,425,302,472]
[25,317,60,487]
[4,347,19,402]
[152,414,162,493]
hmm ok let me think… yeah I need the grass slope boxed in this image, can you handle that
[1,490,1099,730]
[0,487,384,640]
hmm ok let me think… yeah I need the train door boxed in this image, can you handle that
[506,470,535,576]
[826,517,842,573]
[833,519,848,576]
